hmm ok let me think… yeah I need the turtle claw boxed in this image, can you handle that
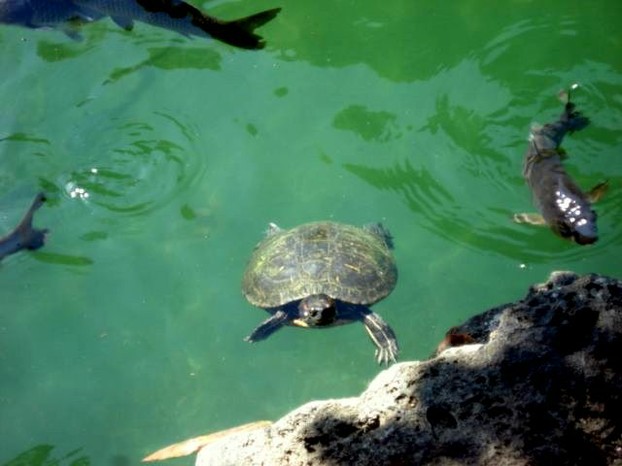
[363,311,399,365]
[375,345,398,365]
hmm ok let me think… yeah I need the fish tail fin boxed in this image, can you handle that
[562,103,590,133]
[16,192,48,251]
[201,7,281,50]
[559,84,590,133]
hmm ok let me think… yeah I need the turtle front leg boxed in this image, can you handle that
[361,311,399,365]
[244,309,289,342]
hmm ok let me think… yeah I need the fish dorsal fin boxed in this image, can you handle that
[111,16,134,31]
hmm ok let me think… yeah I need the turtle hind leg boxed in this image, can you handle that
[361,311,399,365]
[364,223,394,249]
[244,309,289,342]
[513,213,547,226]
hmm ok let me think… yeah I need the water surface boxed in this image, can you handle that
[1,1,621,464]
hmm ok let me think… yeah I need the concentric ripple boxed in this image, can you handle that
[59,111,206,216]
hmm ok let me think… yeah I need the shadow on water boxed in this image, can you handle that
[423,94,517,185]
[30,21,225,85]
[2,445,90,466]
[0,133,51,146]
[104,46,222,85]
[271,5,619,86]
[36,39,101,63]
[270,0,485,82]
[2,445,132,466]
[333,105,403,143]
[31,251,93,267]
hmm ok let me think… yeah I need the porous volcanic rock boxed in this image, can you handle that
[196,271,622,465]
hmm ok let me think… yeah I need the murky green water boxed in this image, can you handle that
[1,0,621,464]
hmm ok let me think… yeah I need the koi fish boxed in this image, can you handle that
[0,192,48,261]
[514,85,608,245]
[142,420,272,461]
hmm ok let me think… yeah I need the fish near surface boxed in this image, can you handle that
[514,86,608,245]
[73,0,281,49]
[0,192,48,261]
[0,0,104,36]
[0,0,281,49]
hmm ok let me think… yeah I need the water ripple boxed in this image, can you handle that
[57,111,206,216]
[343,158,618,264]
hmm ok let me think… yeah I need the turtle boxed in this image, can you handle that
[242,221,399,364]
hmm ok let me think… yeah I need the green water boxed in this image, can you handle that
[1,0,621,464]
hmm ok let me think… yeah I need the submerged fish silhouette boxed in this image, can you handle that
[0,0,281,49]
[514,85,608,245]
[0,192,48,261]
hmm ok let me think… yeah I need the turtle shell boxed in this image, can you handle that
[242,221,397,308]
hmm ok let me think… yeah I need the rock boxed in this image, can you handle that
[192,271,622,465]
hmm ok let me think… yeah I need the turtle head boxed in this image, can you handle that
[294,294,337,327]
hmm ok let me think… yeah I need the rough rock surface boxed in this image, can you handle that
[196,272,622,465]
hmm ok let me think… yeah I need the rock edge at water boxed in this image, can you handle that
[190,271,622,465]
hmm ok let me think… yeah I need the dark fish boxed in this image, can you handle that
[0,0,281,49]
[0,192,48,261]
[514,85,608,245]
[0,0,106,37]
